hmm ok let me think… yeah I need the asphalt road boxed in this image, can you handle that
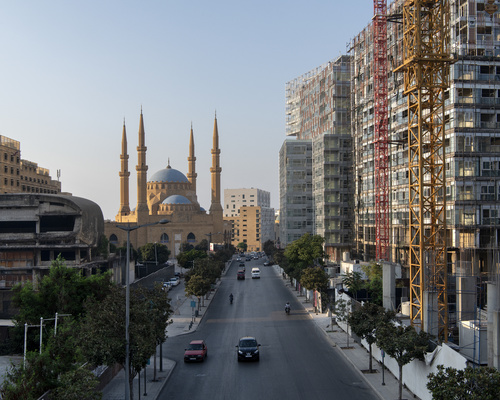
[158,258,379,400]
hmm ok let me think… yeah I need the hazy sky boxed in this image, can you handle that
[1,1,374,220]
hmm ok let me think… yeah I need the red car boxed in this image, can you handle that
[237,270,245,280]
[184,340,208,362]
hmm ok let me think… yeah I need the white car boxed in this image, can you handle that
[169,277,180,286]
[251,268,260,279]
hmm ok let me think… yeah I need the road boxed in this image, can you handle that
[159,257,379,400]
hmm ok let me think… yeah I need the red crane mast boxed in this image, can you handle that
[373,0,389,261]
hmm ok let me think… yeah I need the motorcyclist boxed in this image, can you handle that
[229,293,234,304]
[285,302,291,313]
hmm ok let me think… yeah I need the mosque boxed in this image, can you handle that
[104,110,227,257]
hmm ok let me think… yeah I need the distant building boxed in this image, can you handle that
[223,188,274,251]
[279,139,313,247]
[0,135,61,195]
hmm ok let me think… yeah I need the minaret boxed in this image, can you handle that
[136,108,149,215]
[210,112,223,214]
[118,120,130,217]
[187,123,197,193]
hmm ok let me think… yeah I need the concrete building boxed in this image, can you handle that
[104,110,228,257]
[346,0,500,361]
[279,139,313,247]
[0,135,61,195]
[223,188,274,251]
[280,56,353,259]
[0,193,105,288]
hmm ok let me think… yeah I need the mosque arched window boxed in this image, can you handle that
[187,232,196,243]
[109,234,118,245]
[160,233,169,244]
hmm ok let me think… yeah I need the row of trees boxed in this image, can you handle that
[335,299,500,400]
[177,244,234,311]
[2,256,172,400]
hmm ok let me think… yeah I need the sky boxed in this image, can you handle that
[1,1,374,220]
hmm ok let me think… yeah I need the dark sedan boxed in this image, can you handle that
[236,336,260,361]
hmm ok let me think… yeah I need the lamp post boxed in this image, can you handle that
[116,219,169,400]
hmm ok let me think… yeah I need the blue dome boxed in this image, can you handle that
[149,166,189,183]
[162,195,192,205]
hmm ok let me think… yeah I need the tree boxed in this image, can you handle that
[236,242,247,252]
[348,302,396,373]
[13,256,113,325]
[427,365,500,400]
[79,285,171,399]
[377,323,430,400]
[300,267,328,292]
[284,234,325,281]
[361,262,383,305]
[50,367,102,400]
[96,235,109,258]
[334,297,352,349]
[180,242,194,253]
[342,271,364,300]
[194,239,209,252]
[263,240,275,258]
[176,249,207,269]
[300,267,329,309]
[138,242,170,264]
[184,274,211,311]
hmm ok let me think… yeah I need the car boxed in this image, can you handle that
[251,267,260,279]
[184,340,207,362]
[162,281,172,291]
[169,277,180,286]
[237,270,245,280]
[263,261,270,266]
[245,257,251,261]
[236,257,241,261]
[236,336,260,361]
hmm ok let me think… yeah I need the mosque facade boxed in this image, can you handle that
[104,110,227,257]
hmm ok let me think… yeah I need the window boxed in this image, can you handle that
[160,233,169,243]
[109,234,118,245]
[187,232,196,243]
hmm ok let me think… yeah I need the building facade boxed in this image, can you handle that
[223,188,274,250]
[280,56,353,259]
[104,110,228,257]
[279,139,313,247]
[349,0,500,278]
[0,193,104,287]
[0,135,61,195]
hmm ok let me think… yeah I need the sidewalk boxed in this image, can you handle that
[102,262,419,400]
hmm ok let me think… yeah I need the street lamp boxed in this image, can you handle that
[116,218,169,400]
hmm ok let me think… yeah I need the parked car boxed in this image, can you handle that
[236,336,260,361]
[162,281,172,291]
[237,270,245,280]
[169,277,180,286]
[184,340,207,362]
[251,267,260,279]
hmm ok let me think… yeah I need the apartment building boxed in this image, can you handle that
[223,188,274,251]
[0,135,61,195]
[280,56,353,259]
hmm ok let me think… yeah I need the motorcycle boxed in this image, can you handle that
[230,295,234,305]
[285,305,291,315]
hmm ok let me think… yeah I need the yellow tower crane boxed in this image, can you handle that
[394,0,454,342]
